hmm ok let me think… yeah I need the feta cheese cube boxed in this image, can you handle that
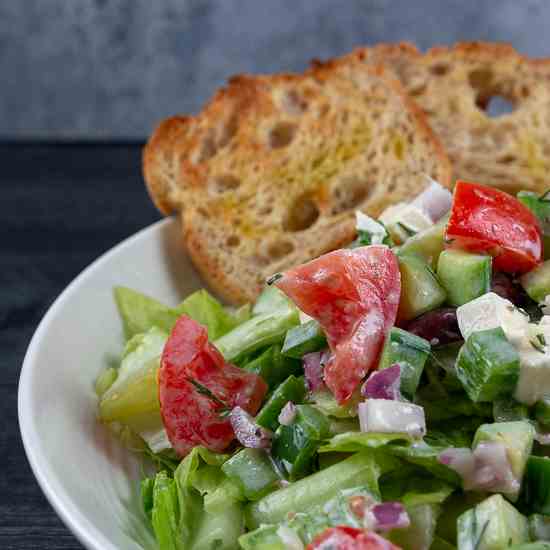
[355,211,387,244]
[456,292,529,346]
[379,203,433,244]
[358,399,426,438]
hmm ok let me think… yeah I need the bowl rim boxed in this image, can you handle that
[18,217,171,550]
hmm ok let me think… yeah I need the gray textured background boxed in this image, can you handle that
[2,0,550,140]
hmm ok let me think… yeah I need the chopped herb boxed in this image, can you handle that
[540,189,550,203]
[266,272,283,286]
[444,238,455,245]
[187,378,229,410]
[530,337,546,354]
[538,333,547,346]
[396,222,417,237]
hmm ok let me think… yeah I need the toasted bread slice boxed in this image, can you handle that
[144,60,451,304]
[349,42,550,194]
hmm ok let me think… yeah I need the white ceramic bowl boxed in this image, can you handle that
[18,218,202,550]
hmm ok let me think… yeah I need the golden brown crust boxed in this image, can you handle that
[143,51,452,305]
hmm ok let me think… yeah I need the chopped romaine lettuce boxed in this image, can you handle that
[319,431,413,453]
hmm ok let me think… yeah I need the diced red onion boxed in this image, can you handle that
[229,406,272,449]
[278,401,297,426]
[358,399,426,438]
[438,442,519,494]
[369,502,410,531]
[535,429,550,445]
[412,178,452,222]
[361,365,402,400]
[303,351,330,392]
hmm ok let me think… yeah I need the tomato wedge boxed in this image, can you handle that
[275,246,401,404]
[446,180,542,273]
[307,526,400,550]
[159,315,268,457]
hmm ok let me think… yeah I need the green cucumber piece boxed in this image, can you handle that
[398,215,449,268]
[473,421,535,501]
[388,503,440,550]
[455,327,520,402]
[255,376,306,431]
[535,398,550,427]
[518,191,550,260]
[520,260,550,303]
[379,327,431,398]
[222,449,280,501]
[241,345,302,390]
[437,249,492,307]
[456,494,528,550]
[272,405,330,480]
[522,456,550,515]
[281,320,327,358]
[398,254,447,322]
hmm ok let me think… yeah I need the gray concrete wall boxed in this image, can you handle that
[2,0,550,139]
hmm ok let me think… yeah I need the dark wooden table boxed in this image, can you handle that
[2,143,160,549]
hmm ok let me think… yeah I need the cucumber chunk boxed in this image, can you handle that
[456,494,528,550]
[521,456,550,515]
[222,449,280,500]
[379,327,431,398]
[473,421,535,501]
[521,260,550,303]
[437,249,492,307]
[388,503,440,550]
[455,327,520,402]
[255,375,306,431]
[398,215,449,268]
[398,254,447,322]
[281,320,327,359]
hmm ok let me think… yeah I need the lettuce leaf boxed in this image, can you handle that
[319,431,413,453]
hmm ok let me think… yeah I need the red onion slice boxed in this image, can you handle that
[303,351,330,392]
[368,502,410,531]
[229,406,272,449]
[439,442,519,494]
[278,401,297,426]
[361,364,402,400]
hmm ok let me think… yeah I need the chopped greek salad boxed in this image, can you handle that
[97,179,550,550]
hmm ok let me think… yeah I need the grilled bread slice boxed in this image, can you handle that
[349,42,550,194]
[144,59,451,305]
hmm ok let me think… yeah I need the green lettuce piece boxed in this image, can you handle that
[385,443,462,486]
[95,367,117,397]
[191,502,244,550]
[241,345,302,390]
[99,327,167,428]
[141,476,155,521]
[245,450,399,529]
[240,485,379,548]
[214,306,300,363]
[203,477,245,515]
[252,286,294,315]
[114,286,180,339]
[311,388,360,419]
[319,431,413,453]
[176,289,248,340]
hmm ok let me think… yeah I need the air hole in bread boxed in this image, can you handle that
[209,174,240,194]
[409,83,427,97]
[282,90,307,115]
[197,207,210,219]
[497,154,517,164]
[284,195,320,232]
[331,177,371,215]
[479,95,515,118]
[226,235,240,248]
[269,122,297,149]
[195,135,217,163]
[267,239,294,260]
[468,68,493,91]
[430,64,449,76]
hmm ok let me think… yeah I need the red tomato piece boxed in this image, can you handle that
[307,526,401,550]
[446,180,542,273]
[275,246,401,404]
[159,315,268,457]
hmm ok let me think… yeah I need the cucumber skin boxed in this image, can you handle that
[455,327,520,403]
[520,260,550,303]
[437,249,492,307]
